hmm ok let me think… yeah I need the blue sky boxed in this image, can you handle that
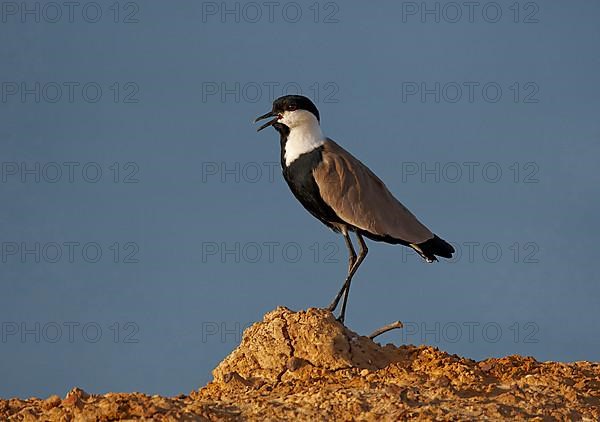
[1,1,599,398]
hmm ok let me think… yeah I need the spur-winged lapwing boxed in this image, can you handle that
[255,95,454,323]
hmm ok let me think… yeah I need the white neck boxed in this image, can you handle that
[282,112,325,166]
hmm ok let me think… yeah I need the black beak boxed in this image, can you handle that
[254,110,279,132]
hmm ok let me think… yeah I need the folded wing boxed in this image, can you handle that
[313,139,434,245]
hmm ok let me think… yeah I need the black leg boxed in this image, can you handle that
[337,232,368,324]
[327,231,356,313]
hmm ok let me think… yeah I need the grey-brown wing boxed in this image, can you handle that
[313,139,433,244]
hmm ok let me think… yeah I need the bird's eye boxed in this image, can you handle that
[287,104,297,111]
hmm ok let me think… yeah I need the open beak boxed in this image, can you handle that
[254,110,280,132]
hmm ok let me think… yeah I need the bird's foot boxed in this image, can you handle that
[326,301,338,313]
[325,304,344,324]
[324,303,345,324]
[327,288,345,313]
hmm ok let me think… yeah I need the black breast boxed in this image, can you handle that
[280,143,345,232]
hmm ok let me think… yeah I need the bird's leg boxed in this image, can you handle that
[327,231,356,314]
[337,232,368,324]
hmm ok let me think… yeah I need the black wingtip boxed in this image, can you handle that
[417,235,455,261]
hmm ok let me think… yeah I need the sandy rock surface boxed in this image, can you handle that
[2,307,599,421]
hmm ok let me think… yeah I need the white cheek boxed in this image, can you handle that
[280,110,298,127]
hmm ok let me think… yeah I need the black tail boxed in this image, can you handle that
[414,234,454,262]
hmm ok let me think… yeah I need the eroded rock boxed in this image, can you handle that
[1,307,599,421]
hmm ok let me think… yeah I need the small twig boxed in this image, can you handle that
[368,321,403,340]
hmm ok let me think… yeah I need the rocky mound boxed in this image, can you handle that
[1,307,599,421]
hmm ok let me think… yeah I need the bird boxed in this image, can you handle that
[254,95,454,323]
